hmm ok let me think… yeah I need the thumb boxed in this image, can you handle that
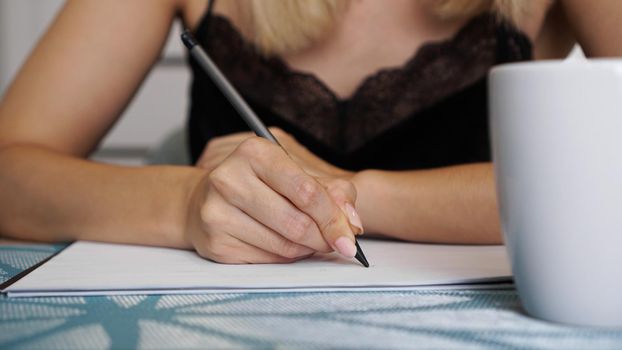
[316,177,364,235]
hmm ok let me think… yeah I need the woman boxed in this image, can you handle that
[0,0,618,263]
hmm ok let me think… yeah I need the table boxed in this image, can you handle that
[1,243,621,349]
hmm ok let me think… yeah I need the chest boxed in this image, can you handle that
[183,0,554,100]
[281,1,471,99]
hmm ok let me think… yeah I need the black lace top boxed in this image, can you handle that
[186,5,532,171]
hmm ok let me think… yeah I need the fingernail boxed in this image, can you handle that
[334,236,357,258]
[345,203,364,234]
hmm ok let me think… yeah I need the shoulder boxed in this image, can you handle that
[178,0,240,31]
[557,0,622,56]
[515,0,576,59]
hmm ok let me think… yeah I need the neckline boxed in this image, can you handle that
[194,11,525,103]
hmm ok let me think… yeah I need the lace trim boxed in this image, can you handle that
[195,13,531,152]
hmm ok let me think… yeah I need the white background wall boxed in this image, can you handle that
[0,0,189,165]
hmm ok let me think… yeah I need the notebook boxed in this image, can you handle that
[3,239,512,297]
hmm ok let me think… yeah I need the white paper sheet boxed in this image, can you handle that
[3,239,512,297]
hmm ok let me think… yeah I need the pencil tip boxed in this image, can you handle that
[354,239,369,268]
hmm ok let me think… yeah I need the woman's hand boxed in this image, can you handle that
[197,128,353,179]
[186,136,363,264]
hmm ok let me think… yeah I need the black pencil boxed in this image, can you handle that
[181,30,369,268]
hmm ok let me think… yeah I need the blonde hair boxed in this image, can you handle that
[233,0,530,56]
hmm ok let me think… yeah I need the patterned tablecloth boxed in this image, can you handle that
[1,244,621,349]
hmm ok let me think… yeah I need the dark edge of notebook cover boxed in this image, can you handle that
[0,243,72,292]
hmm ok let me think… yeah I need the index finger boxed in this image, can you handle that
[244,138,358,258]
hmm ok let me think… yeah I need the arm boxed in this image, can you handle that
[0,145,202,248]
[560,0,622,57]
[0,1,359,263]
[198,130,501,244]
[0,0,200,247]
[352,164,501,244]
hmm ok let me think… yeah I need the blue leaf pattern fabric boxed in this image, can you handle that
[1,244,621,349]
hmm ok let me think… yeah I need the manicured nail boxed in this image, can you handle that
[345,203,364,234]
[334,236,357,258]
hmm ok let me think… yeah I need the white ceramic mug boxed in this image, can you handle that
[489,59,622,327]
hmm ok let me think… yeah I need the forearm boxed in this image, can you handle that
[352,163,501,244]
[0,144,204,248]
